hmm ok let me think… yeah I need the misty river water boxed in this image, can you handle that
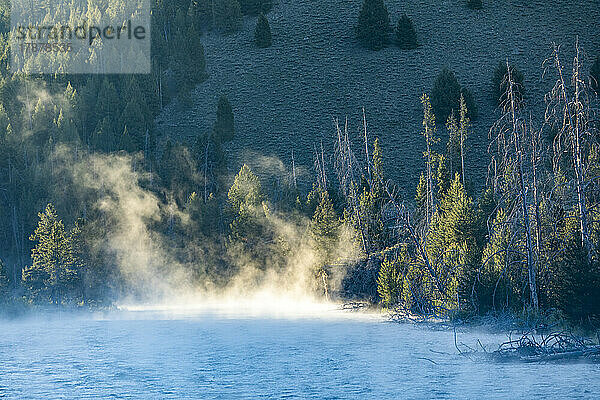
[1,306,599,399]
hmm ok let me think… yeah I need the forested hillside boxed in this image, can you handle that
[160,0,600,193]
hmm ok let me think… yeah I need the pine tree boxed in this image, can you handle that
[377,256,401,307]
[431,68,477,123]
[254,14,272,48]
[310,189,340,264]
[213,95,235,142]
[431,68,461,124]
[395,14,418,50]
[95,78,120,124]
[426,174,481,310]
[92,116,116,152]
[187,23,208,84]
[590,56,600,95]
[492,61,525,107]
[445,111,460,182]
[172,19,208,101]
[215,0,243,33]
[546,240,600,321]
[457,94,470,187]
[193,132,228,200]
[22,204,81,304]
[228,164,264,211]
[356,138,387,252]
[227,165,271,270]
[467,0,482,10]
[415,172,428,223]
[356,0,390,51]
[479,209,525,312]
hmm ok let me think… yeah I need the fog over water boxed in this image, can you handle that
[1,303,599,399]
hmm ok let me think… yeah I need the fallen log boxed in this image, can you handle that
[457,330,600,363]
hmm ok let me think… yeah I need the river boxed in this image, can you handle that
[1,306,598,399]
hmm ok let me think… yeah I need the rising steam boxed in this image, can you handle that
[60,148,361,317]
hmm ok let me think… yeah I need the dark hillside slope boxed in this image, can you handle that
[156,0,599,196]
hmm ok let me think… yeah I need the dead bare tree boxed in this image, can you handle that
[333,118,369,253]
[488,60,538,310]
[544,40,598,261]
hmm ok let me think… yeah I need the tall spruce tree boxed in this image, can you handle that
[467,0,482,9]
[227,165,273,270]
[479,209,520,311]
[395,14,418,50]
[254,14,272,48]
[431,68,477,123]
[426,174,481,310]
[356,0,390,51]
[22,204,81,304]
[359,138,386,251]
[213,95,235,142]
[171,21,208,101]
[431,68,461,124]
[310,189,340,264]
[215,0,243,33]
[377,256,402,307]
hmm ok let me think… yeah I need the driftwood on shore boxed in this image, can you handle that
[457,330,600,363]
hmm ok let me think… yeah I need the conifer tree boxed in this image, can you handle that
[119,82,151,154]
[187,191,222,239]
[431,68,477,123]
[415,172,428,222]
[479,209,524,312]
[228,164,264,211]
[172,20,208,100]
[92,117,116,152]
[356,138,387,252]
[445,111,460,182]
[213,95,235,142]
[227,165,272,270]
[457,94,470,187]
[193,132,228,200]
[467,0,482,10]
[95,79,120,133]
[215,0,243,33]
[431,68,460,124]
[426,174,481,310]
[395,14,418,50]
[356,0,390,51]
[546,240,600,321]
[22,204,80,304]
[310,189,340,264]
[377,256,401,307]
[160,139,176,190]
[254,14,272,48]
